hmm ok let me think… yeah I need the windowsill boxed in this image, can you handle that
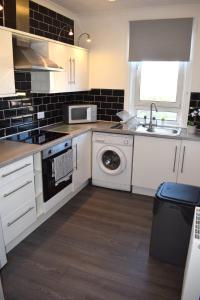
[138,118,179,127]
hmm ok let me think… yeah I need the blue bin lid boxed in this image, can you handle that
[156,182,200,206]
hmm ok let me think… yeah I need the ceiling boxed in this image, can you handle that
[51,0,200,14]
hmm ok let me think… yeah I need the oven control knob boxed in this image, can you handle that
[65,143,68,147]
[48,149,52,155]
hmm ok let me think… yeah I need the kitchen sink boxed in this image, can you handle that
[136,125,181,136]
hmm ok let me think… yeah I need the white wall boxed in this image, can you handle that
[79,4,200,116]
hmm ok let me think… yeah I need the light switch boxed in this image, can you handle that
[37,112,45,119]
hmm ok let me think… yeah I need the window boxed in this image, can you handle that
[130,61,187,125]
[134,61,185,108]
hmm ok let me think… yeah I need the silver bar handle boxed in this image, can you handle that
[3,181,32,198]
[7,206,35,227]
[181,146,186,173]
[75,144,78,170]
[73,59,76,84]
[2,163,31,178]
[173,146,178,173]
[69,58,72,84]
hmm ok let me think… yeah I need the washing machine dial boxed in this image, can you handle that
[124,139,129,145]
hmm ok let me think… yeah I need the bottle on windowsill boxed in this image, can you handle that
[143,115,147,127]
[161,117,165,127]
[153,117,157,127]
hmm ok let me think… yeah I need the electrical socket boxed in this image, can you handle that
[37,112,45,119]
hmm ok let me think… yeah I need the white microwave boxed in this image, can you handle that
[63,104,97,124]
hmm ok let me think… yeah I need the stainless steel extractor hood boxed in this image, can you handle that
[5,0,63,72]
[13,46,63,72]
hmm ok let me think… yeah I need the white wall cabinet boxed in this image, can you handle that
[0,30,15,97]
[177,140,200,186]
[0,156,36,246]
[69,47,89,92]
[72,131,92,191]
[31,41,89,93]
[132,136,181,195]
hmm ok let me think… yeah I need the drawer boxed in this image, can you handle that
[0,156,33,187]
[0,173,35,216]
[2,201,37,245]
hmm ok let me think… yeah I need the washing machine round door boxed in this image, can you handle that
[97,146,126,175]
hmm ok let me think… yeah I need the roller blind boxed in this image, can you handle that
[129,18,193,61]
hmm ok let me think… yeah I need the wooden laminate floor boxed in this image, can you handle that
[2,185,183,300]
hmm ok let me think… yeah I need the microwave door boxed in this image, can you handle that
[70,107,88,123]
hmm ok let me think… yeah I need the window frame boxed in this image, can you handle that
[134,61,186,110]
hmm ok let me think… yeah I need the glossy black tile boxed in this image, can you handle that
[0,101,9,110]
[0,129,4,137]
[188,92,200,125]
[5,127,18,136]
[17,108,29,116]
[23,115,33,124]
[18,122,38,132]
[0,111,4,119]
[191,92,200,101]
[113,89,125,97]
[0,119,10,128]
[4,109,17,118]
[11,117,23,126]
[107,96,118,103]
[101,89,113,96]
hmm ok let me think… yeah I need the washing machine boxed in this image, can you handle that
[92,132,133,191]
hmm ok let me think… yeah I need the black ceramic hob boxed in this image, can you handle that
[7,129,67,145]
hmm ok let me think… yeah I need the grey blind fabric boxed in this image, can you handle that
[129,18,193,61]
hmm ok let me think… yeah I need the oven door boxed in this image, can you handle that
[69,107,91,123]
[42,148,73,202]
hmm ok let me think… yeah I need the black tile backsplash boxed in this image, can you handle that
[0,89,124,138]
[0,1,74,45]
[29,1,74,45]
[188,92,200,125]
[0,5,3,26]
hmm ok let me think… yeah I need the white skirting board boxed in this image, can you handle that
[6,180,89,253]
[132,186,156,197]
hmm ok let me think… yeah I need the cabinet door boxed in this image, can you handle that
[31,42,72,93]
[2,200,36,245]
[0,172,36,245]
[48,42,72,93]
[72,131,92,191]
[177,140,200,186]
[0,30,15,96]
[70,47,89,92]
[132,136,181,191]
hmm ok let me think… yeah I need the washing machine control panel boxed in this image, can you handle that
[93,133,133,146]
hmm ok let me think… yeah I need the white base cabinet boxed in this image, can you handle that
[177,140,200,186]
[132,136,200,195]
[72,131,92,191]
[0,156,36,245]
[132,136,181,193]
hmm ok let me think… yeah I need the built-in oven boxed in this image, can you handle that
[42,139,73,202]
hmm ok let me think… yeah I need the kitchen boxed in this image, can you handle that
[0,0,200,299]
